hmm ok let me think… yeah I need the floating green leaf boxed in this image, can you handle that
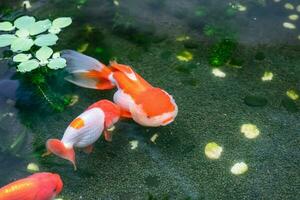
[48,26,61,34]
[52,52,60,58]
[34,33,58,46]
[0,22,15,31]
[15,29,30,38]
[17,59,39,72]
[36,46,53,62]
[0,34,17,47]
[48,58,66,69]
[13,53,32,62]
[52,17,72,28]
[10,38,34,52]
[244,95,268,107]
[14,16,35,30]
[29,19,52,35]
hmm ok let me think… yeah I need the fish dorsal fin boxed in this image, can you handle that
[109,61,152,95]
[109,61,138,81]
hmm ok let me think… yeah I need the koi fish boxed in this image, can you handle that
[43,100,120,170]
[62,50,178,127]
[0,172,63,200]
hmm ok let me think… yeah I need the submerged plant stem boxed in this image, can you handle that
[36,85,55,108]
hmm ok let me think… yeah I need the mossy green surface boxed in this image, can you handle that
[0,0,299,199]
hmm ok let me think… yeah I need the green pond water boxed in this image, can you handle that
[0,0,300,199]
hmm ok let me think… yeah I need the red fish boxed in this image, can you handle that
[43,100,120,169]
[63,50,178,127]
[0,172,63,200]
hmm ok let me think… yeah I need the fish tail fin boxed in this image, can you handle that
[62,50,115,90]
[46,139,77,170]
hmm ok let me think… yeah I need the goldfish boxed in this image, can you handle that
[44,100,120,169]
[0,172,63,200]
[62,50,178,127]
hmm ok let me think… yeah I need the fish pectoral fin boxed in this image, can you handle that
[104,130,113,142]
[120,108,132,118]
[83,145,93,154]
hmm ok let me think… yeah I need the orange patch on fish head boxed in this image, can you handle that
[135,88,176,117]
[70,118,85,129]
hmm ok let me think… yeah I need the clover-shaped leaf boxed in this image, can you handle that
[28,19,52,35]
[49,26,61,34]
[48,57,66,69]
[0,34,17,47]
[13,53,32,62]
[49,17,72,34]
[14,16,35,30]
[0,22,15,31]
[15,29,30,38]
[52,52,61,59]
[11,38,34,52]
[17,59,39,72]
[52,17,72,29]
[34,33,58,46]
[36,46,53,65]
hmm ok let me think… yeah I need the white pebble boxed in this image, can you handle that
[150,133,159,144]
[231,162,248,175]
[288,14,299,20]
[283,22,296,29]
[212,68,226,78]
[261,71,273,81]
[284,3,294,10]
[241,124,260,139]
[205,142,223,159]
[297,5,300,12]
[129,140,138,150]
[27,163,40,173]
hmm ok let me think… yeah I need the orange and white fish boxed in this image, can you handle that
[0,172,63,200]
[44,100,120,169]
[62,50,178,127]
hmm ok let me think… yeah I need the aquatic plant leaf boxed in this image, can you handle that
[48,26,61,34]
[28,19,52,35]
[15,29,30,38]
[0,34,17,47]
[52,17,72,28]
[52,52,61,58]
[14,16,35,30]
[244,95,268,107]
[47,57,66,69]
[13,53,32,62]
[10,38,34,52]
[34,33,58,46]
[17,59,39,72]
[36,46,53,62]
[0,21,15,31]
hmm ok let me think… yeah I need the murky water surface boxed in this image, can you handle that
[0,0,299,199]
